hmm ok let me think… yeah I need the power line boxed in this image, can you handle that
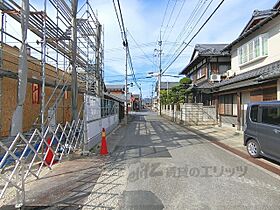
[161,0,178,40]
[112,0,142,95]
[161,0,186,50]
[164,0,214,67]
[160,0,171,30]
[162,0,207,64]
[127,30,157,67]
[112,0,125,41]
[162,0,225,75]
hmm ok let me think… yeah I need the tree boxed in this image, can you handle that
[179,77,192,86]
[160,90,168,105]
[161,77,193,106]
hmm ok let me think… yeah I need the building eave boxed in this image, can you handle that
[223,11,280,52]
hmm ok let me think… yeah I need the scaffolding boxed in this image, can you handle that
[0,0,104,207]
[0,0,104,134]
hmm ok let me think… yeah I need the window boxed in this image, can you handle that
[32,83,40,104]
[224,95,233,115]
[261,106,280,126]
[262,35,268,55]
[238,34,268,65]
[250,105,259,122]
[254,37,260,58]
[211,63,218,74]
[248,42,254,61]
[219,94,237,116]
[196,65,206,79]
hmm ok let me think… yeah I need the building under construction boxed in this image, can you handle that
[0,0,125,206]
[0,0,105,138]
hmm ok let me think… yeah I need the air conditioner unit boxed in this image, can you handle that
[226,70,235,78]
[210,74,221,82]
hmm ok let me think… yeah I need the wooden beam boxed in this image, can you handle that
[237,92,241,131]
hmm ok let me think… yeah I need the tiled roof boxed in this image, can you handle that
[257,67,280,81]
[196,80,214,89]
[180,44,230,75]
[106,84,125,90]
[196,60,280,90]
[194,44,230,56]
[252,9,276,17]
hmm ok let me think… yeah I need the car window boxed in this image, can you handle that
[250,105,258,122]
[261,105,280,126]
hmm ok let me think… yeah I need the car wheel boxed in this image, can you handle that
[246,139,261,158]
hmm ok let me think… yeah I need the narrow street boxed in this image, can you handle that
[82,111,280,209]
[2,111,280,209]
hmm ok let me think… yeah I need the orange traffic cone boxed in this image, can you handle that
[100,128,108,155]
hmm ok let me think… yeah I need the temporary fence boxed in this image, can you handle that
[0,106,84,208]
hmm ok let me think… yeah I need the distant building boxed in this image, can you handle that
[106,85,125,95]
[105,84,132,110]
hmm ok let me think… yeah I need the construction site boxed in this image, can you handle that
[0,0,125,208]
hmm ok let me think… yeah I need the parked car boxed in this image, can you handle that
[244,101,280,162]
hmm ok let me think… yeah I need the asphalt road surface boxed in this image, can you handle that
[6,111,279,210]
[108,111,280,210]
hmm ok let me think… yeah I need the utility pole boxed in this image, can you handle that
[157,32,163,116]
[139,86,142,111]
[124,40,128,124]
[151,84,154,110]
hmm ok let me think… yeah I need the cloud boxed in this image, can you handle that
[5,0,276,98]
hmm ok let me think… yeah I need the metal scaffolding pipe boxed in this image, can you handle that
[71,0,78,121]
[41,0,47,134]
[10,0,30,136]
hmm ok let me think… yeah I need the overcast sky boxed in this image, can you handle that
[90,0,277,98]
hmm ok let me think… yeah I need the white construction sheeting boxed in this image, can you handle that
[86,114,118,144]
[85,95,101,121]
[84,94,119,150]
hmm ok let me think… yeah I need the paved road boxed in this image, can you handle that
[6,111,278,209]
[92,111,280,210]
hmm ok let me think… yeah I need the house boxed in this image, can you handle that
[105,84,132,110]
[206,2,280,130]
[180,44,231,105]
[106,84,126,95]
[131,94,142,111]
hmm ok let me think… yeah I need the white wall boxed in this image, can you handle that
[231,16,280,75]
[86,114,119,149]
[85,95,101,121]
[84,94,119,150]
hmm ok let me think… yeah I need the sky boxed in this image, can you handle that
[3,0,277,99]
[89,0,277,98]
